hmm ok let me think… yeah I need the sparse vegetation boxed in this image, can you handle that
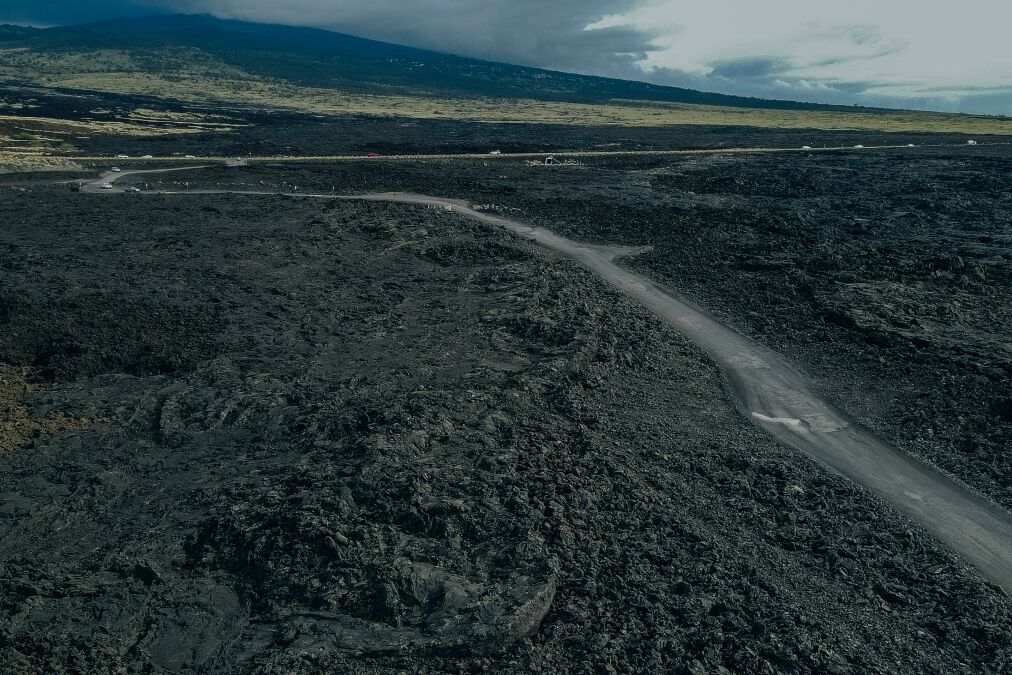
[4,68,1010,135]
[0,152,83,172]
[0,364,96,453]
[0,111,233,157]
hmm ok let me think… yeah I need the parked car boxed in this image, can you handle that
[110,167,122,172]
[116,154,129,159]
[124,187,141,193]
[184,154,196,159]
[489,150,502,155]
[141,154,154,159]
[101,183,114,189]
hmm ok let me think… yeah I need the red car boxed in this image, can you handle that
[366,152,381,158]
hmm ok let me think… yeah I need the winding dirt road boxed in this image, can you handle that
[84,166,1012,593]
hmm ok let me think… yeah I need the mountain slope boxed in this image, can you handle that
[2,14,1010,140]
[1,14,847,110]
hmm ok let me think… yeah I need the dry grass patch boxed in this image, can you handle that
[0,113,225,137]
[0,111,235,159]
[126,107,239,128]
[0,364,97,453]
[24,71,1012,135]
[0,152,83,173]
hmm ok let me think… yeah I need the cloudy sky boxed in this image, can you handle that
[3,0,1010,114]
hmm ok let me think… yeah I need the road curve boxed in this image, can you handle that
[80,165,212,192]
[81,169,1012,593]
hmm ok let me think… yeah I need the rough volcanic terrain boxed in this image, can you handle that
[1,174,1010,673]
[151,141,1011,515]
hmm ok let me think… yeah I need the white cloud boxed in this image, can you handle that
[595,0,1012,111]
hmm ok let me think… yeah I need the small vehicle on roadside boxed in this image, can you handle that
[141,154,154,159]
[367,152,382,158]
[116,154,129,159]
[101,183,114,189]
[111,167,122,172]
[489,150,502,155]
[124,186,141,193]
[184,154,196,159]
[801,145,812,150]
[854,144,865,149]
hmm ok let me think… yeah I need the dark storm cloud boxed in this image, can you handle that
[953,90,1012,116]
[708,56,791,81]
[269,0,654,71]
[14,0,655,75]
[635,63,886,108]
[0,0,158,25]
[641,65,1007,114]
